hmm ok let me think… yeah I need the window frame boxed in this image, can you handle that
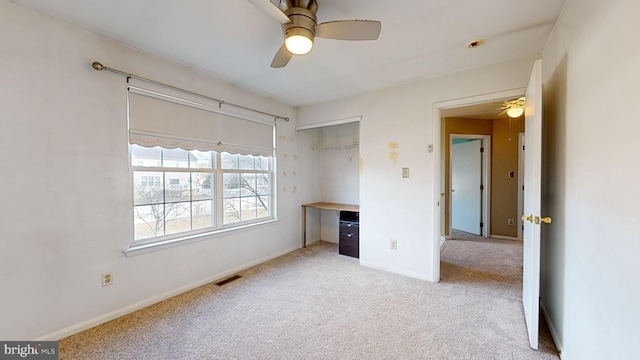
[129,146,275,248]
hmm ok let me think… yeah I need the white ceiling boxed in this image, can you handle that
[12,0,566,107]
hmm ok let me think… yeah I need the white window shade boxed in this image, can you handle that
[128,87,274,156]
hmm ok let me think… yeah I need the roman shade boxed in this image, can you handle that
[128,87,274,156]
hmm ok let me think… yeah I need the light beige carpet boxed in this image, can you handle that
[59,233,559,359]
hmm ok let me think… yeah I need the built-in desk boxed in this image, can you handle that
[301,202,360,248]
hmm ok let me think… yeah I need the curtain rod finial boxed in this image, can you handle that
[92,62,105,71]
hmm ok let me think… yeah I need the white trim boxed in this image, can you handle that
[125,219,279,257]
[35,245,298,341]
[295,116,362,130]
[541,301,563,356]
[517,132,525,240]
[490,234,520,241]
[360,260,430,281]
[440,235,447,248]
[432,88,527,284]
[434,88,527,110]
[431,106,442,283]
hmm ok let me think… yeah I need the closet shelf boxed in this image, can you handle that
[311,143,359,151]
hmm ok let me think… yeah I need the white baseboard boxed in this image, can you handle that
[359,260,431,282]
[440,235,446,248]
[35,246,298,341]
[489,234,520,241]
[541,301,563,357]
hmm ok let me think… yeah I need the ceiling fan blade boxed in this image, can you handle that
[248,0,290,24]
[271,44,293,68]
[316,20,381,40]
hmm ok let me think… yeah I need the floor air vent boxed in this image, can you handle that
[215,274,243,286]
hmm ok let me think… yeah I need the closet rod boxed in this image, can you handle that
[91,61,290,122]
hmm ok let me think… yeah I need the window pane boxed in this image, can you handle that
[165,202,191,235]
[223,173,241,199]
[257,195,270,218]
[239,154,255,170]
[162,148,190,168]
[192,173,213,200]
[131,145,162,167]
[134,204,164,240]
[241,174,257,197]
[192,200,213,230]
[241,197,258,221]
[223,198,241,224]
[190,150,213,169]
[256,156,270,170]
[256,174,270,195]
[134,171,164,205]
[221,152,239,169]
[165,172,190,202]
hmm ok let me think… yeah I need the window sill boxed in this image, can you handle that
[123,219,279,257]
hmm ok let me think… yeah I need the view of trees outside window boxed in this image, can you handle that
[131,145,272,242]
[221,152,271,224]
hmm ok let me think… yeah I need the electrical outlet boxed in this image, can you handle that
[390,239,398,250]
[102,272,113,287]
[508,218,515,225]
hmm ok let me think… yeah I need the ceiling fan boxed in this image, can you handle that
[498,97,526,118]
[248,0,382,68]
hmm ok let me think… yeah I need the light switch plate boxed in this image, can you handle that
[402,168,409,178]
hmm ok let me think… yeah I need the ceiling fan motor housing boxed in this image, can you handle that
[282,7,317,41]
[278,0,318,13]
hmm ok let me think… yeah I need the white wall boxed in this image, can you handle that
[541,0,640,358]
[0,2,298,340]
[319,123,360,205]
[298,54,540,280]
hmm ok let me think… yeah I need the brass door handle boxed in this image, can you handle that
[522,214,534,223]
[534,216,553,224]
[523,215,552,225]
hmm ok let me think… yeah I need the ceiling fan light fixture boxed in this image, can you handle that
[285,28,314,55]
[507,107,524,118]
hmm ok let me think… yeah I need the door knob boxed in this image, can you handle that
[532,216,553,225]
[521,214,534,223]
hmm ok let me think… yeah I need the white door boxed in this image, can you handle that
[522,59,544,349]
[451,139,482,235]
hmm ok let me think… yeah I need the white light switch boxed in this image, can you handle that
[402,168,409,178]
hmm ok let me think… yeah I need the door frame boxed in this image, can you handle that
[517,132,525,240]
[449,134,491,237]
[431,87,526,282]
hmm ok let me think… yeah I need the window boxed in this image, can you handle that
[132,146,273,243]
[127,86,276,246]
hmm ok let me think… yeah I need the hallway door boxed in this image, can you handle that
[522,59,544,350]
[451,139,482,235]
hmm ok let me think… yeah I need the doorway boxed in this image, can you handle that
[450,135,491,237]
[431,88,526,282]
